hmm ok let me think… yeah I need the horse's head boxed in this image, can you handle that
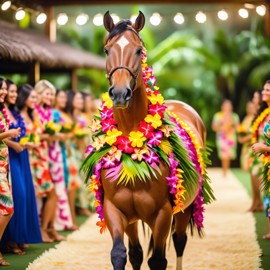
[104,11,145,108]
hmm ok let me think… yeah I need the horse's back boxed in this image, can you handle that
[165,100,206,146]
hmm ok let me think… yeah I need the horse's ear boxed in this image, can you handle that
[133,11,145,33]
[104,11,115,33]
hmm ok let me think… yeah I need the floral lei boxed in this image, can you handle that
[82,48,214,234]
[35,105,52,124]
[0,107,11,132]
[9,110,26,142]
[251,107,270,144]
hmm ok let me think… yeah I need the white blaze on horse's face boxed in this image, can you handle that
[116,36,130,66]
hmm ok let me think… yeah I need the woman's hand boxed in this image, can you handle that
[8,127,21,138]
[252,142,267,154]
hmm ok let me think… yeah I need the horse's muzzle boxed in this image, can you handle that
[109,86,132,108]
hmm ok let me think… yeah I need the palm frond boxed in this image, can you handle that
[80,147,110,183]
[168,132,199,194]
[159,139,173,155]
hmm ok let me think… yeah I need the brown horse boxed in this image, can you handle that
[87,11,211,270]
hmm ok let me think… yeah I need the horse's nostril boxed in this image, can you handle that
[109,87,115,100]
[125,88,132,100]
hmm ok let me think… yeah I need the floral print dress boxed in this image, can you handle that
[0,110,13,216]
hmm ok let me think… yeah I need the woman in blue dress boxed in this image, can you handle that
[2,81,42,254]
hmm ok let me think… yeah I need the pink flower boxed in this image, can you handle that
[100,107,113,120]
[101,118,117,132]
[139,121,154,139]
[102,155,116,169]
[85,145,94,155]
[144,150,159,165]
[148,131,163,146]
[115,136,134,154]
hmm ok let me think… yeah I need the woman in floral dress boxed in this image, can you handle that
[212,99,239,177]
[32,80,64,242]
[0,78,20,266]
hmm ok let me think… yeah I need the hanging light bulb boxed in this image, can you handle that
[174,13,184,25]
[150,13,162,26]
[256,5,266,16]
[1,1,11,11]
[57,13,68,25]
[36,13,47,24]
[130,14,137,24]
[238,8,249,19]
[93,13,103,26]
[76,14,89,25]
[15,8,26,21]
[111,13,120,24]
[217,10,228,21]
[195,11,207,24]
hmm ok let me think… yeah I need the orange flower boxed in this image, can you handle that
[96,219,107,234]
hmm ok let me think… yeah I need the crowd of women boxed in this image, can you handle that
[0,78,96,266]
[212,81,270,240]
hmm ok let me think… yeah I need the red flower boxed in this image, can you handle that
[149,104,166,118]
[115,136,134,154]
[101,118,117,132]
[139,121,154,138]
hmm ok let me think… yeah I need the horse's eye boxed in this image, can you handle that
[136,48,142,55]
[104,48,109,55]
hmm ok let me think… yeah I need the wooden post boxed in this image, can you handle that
[44,6,56,42]
[71,69,78,90]
[265,4,270,38]
[28,61,40,85]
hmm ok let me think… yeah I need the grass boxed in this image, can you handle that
[2,215,88,270]
[232,168,270,270]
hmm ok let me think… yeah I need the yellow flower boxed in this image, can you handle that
[129,131,146,148]
[106,129,122,145]
[148,93,164,105]
[145,113,162,129]
[19,137,29,145]
[102,92,113,108]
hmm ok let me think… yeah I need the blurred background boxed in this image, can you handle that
[1,0,270,165]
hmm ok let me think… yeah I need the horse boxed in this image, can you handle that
[82,11,214,270]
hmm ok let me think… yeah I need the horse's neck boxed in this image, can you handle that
[113,84,148,135]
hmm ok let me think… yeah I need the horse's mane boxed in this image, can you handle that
[105,20,142,44]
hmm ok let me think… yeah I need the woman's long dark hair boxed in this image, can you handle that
[0,77,7,111]
[5,79,17,111]
[16,84,35,120]
[252,83,270,124]
[64,89,76,116]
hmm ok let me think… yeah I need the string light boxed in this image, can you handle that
[36,12,47,24]
[111,13,120,24]
[1,1,11,11]
[256,5,266,16]
[93,13,103,26]
[150,13,162,26]
[174,13,185,25]
[57,13,68,25]
[76,13,89,25]
[217,9,228,21]
[195,11,207,23]
[238,8,249,19]
[0,2,266,27]
[15,8,25,20]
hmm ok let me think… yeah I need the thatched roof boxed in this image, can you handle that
[0,20,105,70]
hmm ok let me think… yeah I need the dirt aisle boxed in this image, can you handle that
[27,168,262,270]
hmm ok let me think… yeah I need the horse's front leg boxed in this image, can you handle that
[125,222,143,270]
[104,198,128,270]
[147,202,172,270]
